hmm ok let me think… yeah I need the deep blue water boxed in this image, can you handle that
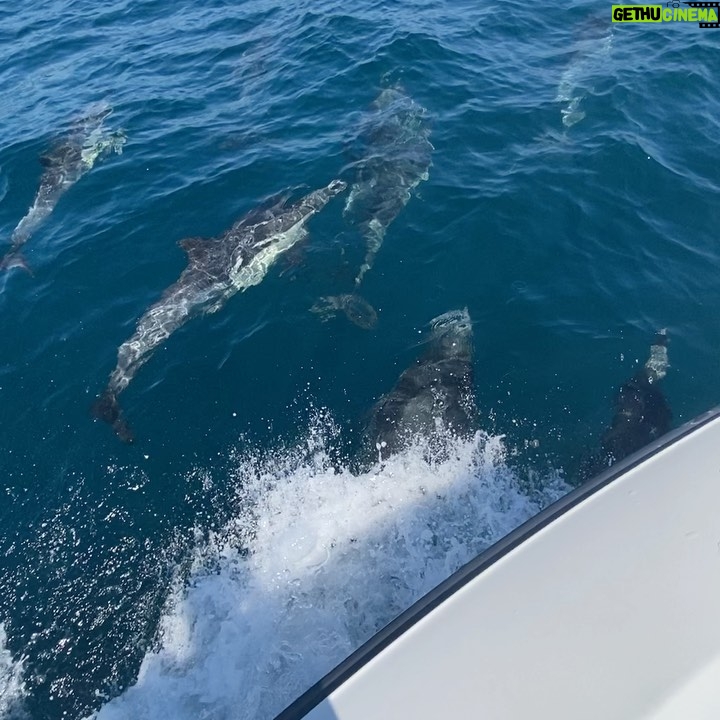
[1,2,719,718]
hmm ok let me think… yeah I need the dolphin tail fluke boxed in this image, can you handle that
[0,250,32,275]
[91,389,134,444]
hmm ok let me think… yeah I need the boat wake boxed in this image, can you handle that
[92,412,567,720]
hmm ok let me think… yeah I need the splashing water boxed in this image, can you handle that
[92,415,567,720]
[0,624,27,720]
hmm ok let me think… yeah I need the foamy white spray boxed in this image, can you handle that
[93,414,567,720]
[0,624,27,719]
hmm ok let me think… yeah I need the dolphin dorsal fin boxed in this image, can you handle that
[179,236,211,266]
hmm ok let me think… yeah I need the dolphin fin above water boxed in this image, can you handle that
[93,179,347,442]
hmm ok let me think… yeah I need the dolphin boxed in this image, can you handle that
[600,329,671,462]
[556,22,614,128]
[1,105,126,273]
[579,330,671,481]
[92,179,347,442]
[312,88,431,331]
[344,86,432,287]
[366,308,475,460]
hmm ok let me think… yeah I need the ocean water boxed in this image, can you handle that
[1,1,719,718]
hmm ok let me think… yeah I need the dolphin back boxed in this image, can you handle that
[601,330,671,461]
[304,179,347,210]
[4,104,126,270]
[367,308,475,458]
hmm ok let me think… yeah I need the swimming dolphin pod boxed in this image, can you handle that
[366,308,475,460]
[315,86,432,329]
[1,105,125,273]
[92,179,347,442]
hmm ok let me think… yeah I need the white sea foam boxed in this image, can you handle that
[0,624,26,719]
[93,417,567,720]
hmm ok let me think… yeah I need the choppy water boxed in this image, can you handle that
[1,1,719,719]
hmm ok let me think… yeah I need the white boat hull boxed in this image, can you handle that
[277,410,720,720]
